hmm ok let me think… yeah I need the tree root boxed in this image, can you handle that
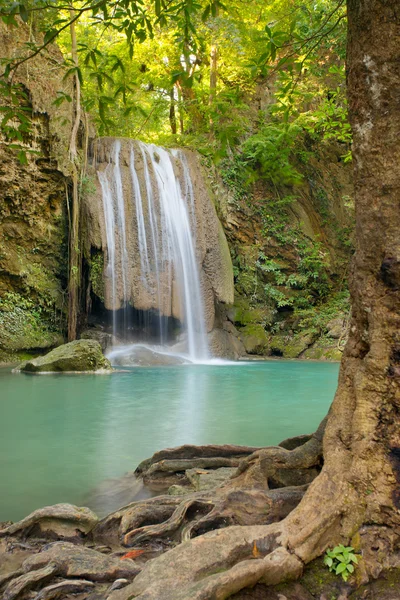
[0,424,326,600]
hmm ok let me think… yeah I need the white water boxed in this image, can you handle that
[97,140,209,363]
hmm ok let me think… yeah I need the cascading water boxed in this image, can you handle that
[96,139,209,363]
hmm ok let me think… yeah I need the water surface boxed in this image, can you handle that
[0,361,339,522]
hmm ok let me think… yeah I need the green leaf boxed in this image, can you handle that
[17,150,28,164]
[335,563,347,574]
[348,554,358,563]
[347,563,354,573]
[323,556,333,567]
[43,29,57,44]
[19,4,29,23]
[202,5,210,21]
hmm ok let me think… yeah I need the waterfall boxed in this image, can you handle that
[97,139,209,362]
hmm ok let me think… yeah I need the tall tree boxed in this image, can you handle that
[96,1,400,597]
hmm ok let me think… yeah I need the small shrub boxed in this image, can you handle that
[324,544,358,582]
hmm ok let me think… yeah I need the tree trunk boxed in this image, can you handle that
[67,8,81,342]
[98,2,400,597]
[169,88,177,134]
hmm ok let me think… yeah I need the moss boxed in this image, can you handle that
[302,336,343,361]
[300,557,342,597]
[19,339,112,373]
[90,252,105,303]
[0,292,64,352]
[270,331,317,358]
[228,297,274,327]
[239,324,269,355]
[0,349,38,365]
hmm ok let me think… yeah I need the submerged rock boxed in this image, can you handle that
[16,340,112,373]
[109,344,190,367]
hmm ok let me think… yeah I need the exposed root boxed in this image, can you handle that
[232,417,326,489]
[0,424,326,600]
[135,444,261,486]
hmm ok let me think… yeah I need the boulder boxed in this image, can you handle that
[80,328,114,352]
[326,317,346,339]
[110,344,190,367]
[239,324,269,355]
[207,328,245,359]
[270,332,317,358]
[16,340,112,373]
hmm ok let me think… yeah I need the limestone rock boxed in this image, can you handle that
[326,317,346,339]
[82,139,234,332]
[110,344,189,367]
[208,328,245,359]
[80,329,114,352]
[17,340,112,373]
[239,324,269,355]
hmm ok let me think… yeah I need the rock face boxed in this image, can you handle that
[82,138,234,334]
[208,328,245,359]
[18,340,112,373]
[0,21,72,360]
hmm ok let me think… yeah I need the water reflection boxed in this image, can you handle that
[0,361,338,521]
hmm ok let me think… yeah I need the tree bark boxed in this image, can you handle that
[169,88,177,134]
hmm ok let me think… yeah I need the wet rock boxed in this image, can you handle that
[110,344,189,367]
[16,340,112,373]
[208,328,245,359]
[84,473,153,518]
[22,542,140,581]
[0,504,99,538]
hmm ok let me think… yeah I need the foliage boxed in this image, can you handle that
[0,292,61,351]
[0,0,350,158]
[257,241,331,310]
[324,545,358,582]
[242,122,303,185]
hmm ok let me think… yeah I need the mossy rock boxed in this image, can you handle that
[270,331,317,358]
[17,339,112,373]
[0,349,37,365]
[302,336,343,361]
[227,298,274,327]
[239,324,269,355]
[0,292,64,353]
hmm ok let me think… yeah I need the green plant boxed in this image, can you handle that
[324,544,358,581]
